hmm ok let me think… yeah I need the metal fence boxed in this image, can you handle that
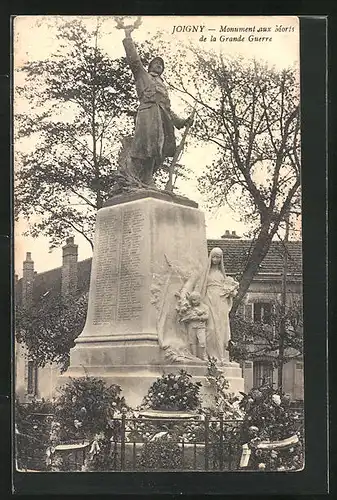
[15,412,54,472]
[15,409,304,472]
[111,415,238,471]
[15,430,44,471]
[108,411,304,472]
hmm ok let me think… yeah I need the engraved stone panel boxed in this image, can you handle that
[92,213,120,325]
[117,207,145,321]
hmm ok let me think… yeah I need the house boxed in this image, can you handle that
[15,239,91,402]
[207,232,303,400]
[15,232,303,402]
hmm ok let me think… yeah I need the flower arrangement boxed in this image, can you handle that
[239,384,304,471]
[53,376,126,443]
[205,357,245,419]
[141,370,202,411]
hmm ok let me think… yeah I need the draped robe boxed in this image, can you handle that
[179,249,239,363]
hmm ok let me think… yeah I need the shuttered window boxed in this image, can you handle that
[27,360,38,395]
[253,302,272,324]
[253,361,273,387]
[244,303,253,322]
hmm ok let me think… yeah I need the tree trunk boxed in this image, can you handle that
[92,25,102,211]
[278,213,290,391]
[231,226,273,316]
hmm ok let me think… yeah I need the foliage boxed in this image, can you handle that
[15,292,89,372]
[142,370,202,411]
[15,20,192,249]
[205,357,245,419]
[154,158,193,192]
[84,432,117,472]
[15,398,55,471]
[53,376,126,442]
[228,295,303,365]
[165,47,301,311]
[239,384,304,471]
[15,19,138,249]
[138,435,183,470]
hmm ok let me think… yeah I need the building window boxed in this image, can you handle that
[253,302,272,325]
[27,360,38,396]
[253,361,274,387]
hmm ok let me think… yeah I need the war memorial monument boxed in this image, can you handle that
[63,18,244,407]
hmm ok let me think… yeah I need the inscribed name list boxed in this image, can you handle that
[92,213,119,325]
[117,208,145,321]
[92,206,145,325]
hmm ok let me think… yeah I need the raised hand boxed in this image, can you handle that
[124,26,135,38]
[114,16,142,38]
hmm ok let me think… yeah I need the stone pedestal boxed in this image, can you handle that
[61,191,244,408]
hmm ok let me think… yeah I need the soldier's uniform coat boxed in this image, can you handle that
[123,37,185,166]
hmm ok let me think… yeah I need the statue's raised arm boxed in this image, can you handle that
[123,32,145,78]
[114,17,144,77]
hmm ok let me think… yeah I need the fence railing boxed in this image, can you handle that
[107,414,242,471]
[108,411,304,471]
[15,409,304,472]
[15,411,54,471]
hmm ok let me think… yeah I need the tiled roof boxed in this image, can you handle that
[16,239,301,304]
[16,258,92,304]
[32,266,62,302]
[208,239,302,277]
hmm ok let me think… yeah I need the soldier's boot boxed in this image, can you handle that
[141,158,157,187]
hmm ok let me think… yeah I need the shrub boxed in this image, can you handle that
[15,398,54,471]
[239,384,304,471]
[54,376,126,442]
[205,357,245,419]
[139,436,182,470]
[142,370,201,411]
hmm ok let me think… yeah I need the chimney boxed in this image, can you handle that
[22,252,34,308]
[221,229,241,239]
[62,236,78,297]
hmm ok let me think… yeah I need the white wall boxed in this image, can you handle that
[15,340,62,402]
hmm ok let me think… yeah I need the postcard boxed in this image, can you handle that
[13,15,306,479]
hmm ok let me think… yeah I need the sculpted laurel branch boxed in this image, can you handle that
[114,16,142,31]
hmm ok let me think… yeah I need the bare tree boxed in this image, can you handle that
[167,49,301,312]
[229,293,303,369]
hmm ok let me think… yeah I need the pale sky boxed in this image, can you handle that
[14,16,300,277]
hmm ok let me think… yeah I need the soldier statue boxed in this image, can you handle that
[116,17,193,186]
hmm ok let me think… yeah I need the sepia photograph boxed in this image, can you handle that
[13,15,304,474]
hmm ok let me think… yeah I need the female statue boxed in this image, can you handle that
[179,247,239,364]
